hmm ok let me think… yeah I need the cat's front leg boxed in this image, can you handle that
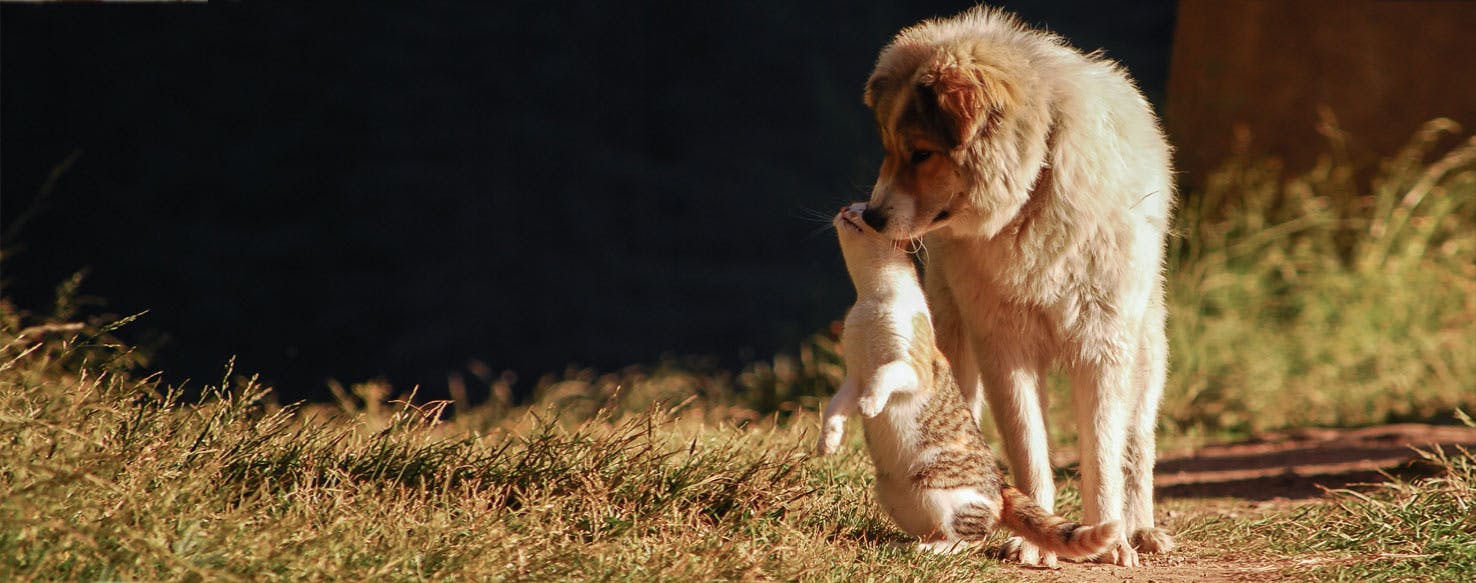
[857,361,918,417]
[817,376,860,455]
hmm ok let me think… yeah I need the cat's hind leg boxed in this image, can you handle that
[913,489,1001,557]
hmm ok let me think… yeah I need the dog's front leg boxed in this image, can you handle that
[977,348,1055,566]
[1071,359,1137,566]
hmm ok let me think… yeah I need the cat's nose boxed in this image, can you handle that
[861,206,888,232]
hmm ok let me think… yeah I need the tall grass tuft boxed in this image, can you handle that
[1164,118,1476,436]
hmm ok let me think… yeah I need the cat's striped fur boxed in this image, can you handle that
[819,203,1119,562]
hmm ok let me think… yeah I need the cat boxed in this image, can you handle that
[817,203,1119,564]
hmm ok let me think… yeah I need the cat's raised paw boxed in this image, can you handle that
[856,395,887,418]
[815,430,843,456]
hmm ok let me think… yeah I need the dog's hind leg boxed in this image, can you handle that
[1125,297,1173,553]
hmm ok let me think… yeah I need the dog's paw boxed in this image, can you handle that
[1095,538,1140,567]
[1001,537,1058,568]
[1131,527,1175,554]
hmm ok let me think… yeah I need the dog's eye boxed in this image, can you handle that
[911,150,934,164]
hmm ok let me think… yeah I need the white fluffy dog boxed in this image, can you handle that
[857,7,1177,566]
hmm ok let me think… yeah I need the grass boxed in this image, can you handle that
[1294,437,1476,582]
[1163,117,1476,437]
[2,119,1474,580]
[0,321,1003,580]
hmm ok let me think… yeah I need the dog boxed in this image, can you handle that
[858,7,1176,567]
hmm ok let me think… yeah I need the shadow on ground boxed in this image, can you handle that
[1154,424,1476,500]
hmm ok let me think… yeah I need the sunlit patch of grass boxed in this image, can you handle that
[0,301,1020,581]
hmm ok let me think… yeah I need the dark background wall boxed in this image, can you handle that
[0,1,1175,401]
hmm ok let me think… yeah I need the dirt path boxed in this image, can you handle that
[1155,423,1476,500]
[1003,423,1476,582]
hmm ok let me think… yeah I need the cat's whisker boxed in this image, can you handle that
[802,222,838,241]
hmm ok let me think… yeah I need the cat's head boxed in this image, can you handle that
[836,202,912,288]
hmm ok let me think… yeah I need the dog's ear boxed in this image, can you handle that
[864,76,888,110]
[917,62,1015,147]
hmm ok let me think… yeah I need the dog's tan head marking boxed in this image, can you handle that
[862,63,980,239]
[861,8,1053,242]
[915,59,1017,149]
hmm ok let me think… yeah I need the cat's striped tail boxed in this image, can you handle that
[999,486,1120,559]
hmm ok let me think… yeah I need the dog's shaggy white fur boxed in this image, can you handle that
[859,7,1176,566]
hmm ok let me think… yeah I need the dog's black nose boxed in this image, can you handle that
[861,206,888,232]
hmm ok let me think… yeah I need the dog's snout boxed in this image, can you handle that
[861,206,888,232]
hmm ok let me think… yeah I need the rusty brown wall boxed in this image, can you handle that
[1167,0,1476,184]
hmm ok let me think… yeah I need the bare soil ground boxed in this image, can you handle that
[1155,423,1476,500]
[1001,423,1476,582]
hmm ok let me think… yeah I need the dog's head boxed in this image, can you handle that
[861,12,1055,242]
